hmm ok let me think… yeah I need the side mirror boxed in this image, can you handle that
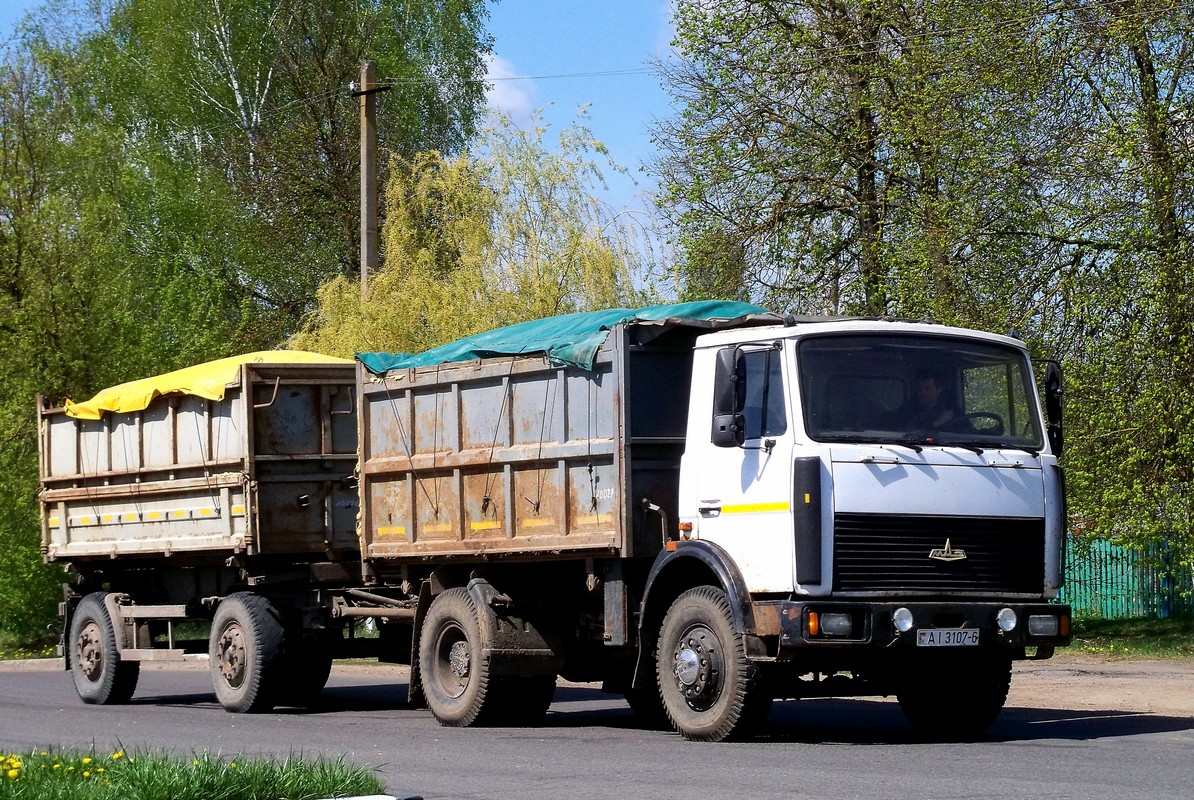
[711,347,745,447]
[1044,361,1063,455]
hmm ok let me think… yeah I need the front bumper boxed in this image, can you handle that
[778,600,1072,655]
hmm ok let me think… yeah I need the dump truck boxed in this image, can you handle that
[41,302,1071,741]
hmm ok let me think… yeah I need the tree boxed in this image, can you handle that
[1051,1,1194,577]
[293,113,660,357]
[0,0,495,647]
[75,0,493,324]
[656,0,1194,579]
[655,0,1058,322]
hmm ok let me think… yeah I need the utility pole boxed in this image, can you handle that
[355,61,390,299]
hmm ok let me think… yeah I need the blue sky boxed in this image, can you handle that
[0,0,676,212]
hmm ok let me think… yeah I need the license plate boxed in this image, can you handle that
[916,628,980,647]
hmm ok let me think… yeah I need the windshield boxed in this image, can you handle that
[798,333,1045,450]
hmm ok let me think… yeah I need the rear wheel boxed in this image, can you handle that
[275,641,333,708]
[897,654,1012,737]
[625,685,670,730]
[489,675,556,726]
[209,593,285,713]
[419,588,496,727]
[656,586,763,742]
[69,593,140,705]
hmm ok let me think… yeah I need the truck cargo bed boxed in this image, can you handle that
[40,362,358,565]
[358,323,706,569]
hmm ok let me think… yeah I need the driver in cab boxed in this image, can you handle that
[901,371,958,429]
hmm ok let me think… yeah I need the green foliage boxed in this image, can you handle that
[0,749,385,800]
[0,0,494,647]
[293,112,660,356]
[73,0,493,323]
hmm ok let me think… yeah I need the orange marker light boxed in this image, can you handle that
[808,611,820,637]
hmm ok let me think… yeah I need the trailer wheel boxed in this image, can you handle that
[897,654,1012,738]
[69,592,140,704]
[657,586,761,742]
[209,593,285,713]
[276,645,333,708]
[488,675,556,726]
[418,588,495,727]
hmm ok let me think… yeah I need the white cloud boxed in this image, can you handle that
[484,53,536,126]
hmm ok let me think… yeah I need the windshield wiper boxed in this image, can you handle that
[989,443,1040,457]
[821,433,925,453]
[939,441,984,455]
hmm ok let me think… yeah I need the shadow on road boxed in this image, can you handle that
[128,679,1194,744]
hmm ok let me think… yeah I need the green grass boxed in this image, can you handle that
[0,632,55,661]
[0,749,385,800]
[1069,616,1194,659]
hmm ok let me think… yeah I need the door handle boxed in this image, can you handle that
[698,506,721,517]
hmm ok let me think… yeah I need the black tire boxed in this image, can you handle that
[275,644,333,708]
[487,675,556,726]
[897,654,1012,737]
[656,586,762,742]
[418,588,495,727]
[626,684,671,730]
[69,592,140,705]
[209,593,285,713]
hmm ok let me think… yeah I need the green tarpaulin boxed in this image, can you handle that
[356,301,775,375]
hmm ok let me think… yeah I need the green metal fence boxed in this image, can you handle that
[1060,538,1193,619]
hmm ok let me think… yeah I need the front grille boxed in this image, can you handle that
[833,513,1045,594]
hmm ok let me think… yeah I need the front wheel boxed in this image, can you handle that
[897,654,1012,737]
[209,593,285,713]
[656,586,762,742]
[69,592,140,704]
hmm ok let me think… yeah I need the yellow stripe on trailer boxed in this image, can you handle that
[376,525,407,537]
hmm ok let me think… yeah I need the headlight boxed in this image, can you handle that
[892,607,914,633]
[997,607,1018,632]
[1028,614,1060,637]
[821,612,853,636]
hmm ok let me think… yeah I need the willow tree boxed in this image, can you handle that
[293,114,658,357]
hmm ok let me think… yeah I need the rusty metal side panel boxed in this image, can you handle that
[39,363,358,563]
[359,343,626,562]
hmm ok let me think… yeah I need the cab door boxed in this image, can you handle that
[690,343,796,593]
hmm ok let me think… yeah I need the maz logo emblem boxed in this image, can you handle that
[928,538,967,562]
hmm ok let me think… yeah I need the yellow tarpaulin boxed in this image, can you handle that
[63,351,354,420]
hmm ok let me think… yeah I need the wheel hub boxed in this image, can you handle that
[216,624,248,688]
[671,625,723,709]
[675,647,701,687]
[448,640,470,678]
[76,621,104,682]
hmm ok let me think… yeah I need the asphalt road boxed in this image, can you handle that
[2,660,1191,800]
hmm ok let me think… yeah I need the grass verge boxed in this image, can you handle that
[1069,616,1194,659]
[0,749,385,800]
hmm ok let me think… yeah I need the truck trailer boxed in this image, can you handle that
[41,302,1071,741]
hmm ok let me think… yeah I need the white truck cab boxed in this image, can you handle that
[653,318,1070,738]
